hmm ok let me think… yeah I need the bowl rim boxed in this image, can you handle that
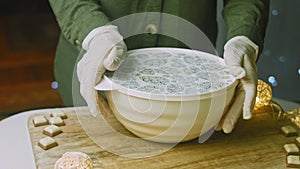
[104,47,238,101]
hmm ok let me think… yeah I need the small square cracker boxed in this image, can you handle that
[33,115,48,127]
[50,111,67,119]
[38,137,58,150]
[281,125,298,137]
[49,116,65,126]
[43,125,62,137]
[287,155,300,168]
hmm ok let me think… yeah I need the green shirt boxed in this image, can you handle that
[49,0,269,106]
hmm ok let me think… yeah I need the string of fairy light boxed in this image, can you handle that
[255,79,300,127]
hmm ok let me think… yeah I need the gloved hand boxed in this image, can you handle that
[77,25,127,116]
[217,36,259,133]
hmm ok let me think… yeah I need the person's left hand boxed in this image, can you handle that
[217,36,259,133]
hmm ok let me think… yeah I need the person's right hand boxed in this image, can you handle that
[77,25,127,116]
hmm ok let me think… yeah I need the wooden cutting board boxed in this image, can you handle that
[28,106,299,169]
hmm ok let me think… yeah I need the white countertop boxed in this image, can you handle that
[0,108,76,169]
[0,100,299,169]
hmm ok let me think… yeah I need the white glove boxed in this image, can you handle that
[77,25,127,116]
[217,36,259,133]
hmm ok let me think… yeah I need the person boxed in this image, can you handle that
[49,0,270,134]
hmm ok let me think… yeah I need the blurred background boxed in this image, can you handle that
[217,0,300,105]
[0,1,63,120]
[0,0,299,120]
[256,1,300,103]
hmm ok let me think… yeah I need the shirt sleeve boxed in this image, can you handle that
[222,0,270,53]
[49,0,110,47]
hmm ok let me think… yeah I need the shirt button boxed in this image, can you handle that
[75,39,81,45]
[145,24,158,35]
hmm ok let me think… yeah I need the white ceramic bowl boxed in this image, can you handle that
[96,48,237,143]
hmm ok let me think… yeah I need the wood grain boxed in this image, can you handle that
[28,107,299,169]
